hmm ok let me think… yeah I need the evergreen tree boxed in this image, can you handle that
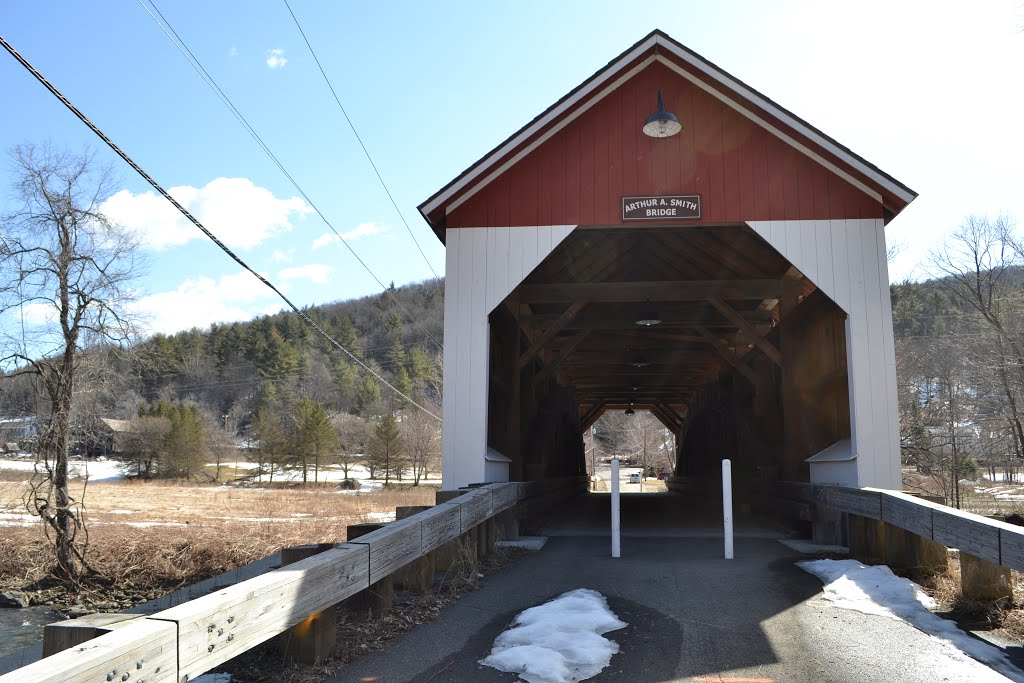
[253,407,288,483]
[366,412,404,484]
[160,403,207,479]
[293,397,339,483]
[355,364,382,417]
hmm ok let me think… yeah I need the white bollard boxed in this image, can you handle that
[611,458,621,558]
[723,458,734,559]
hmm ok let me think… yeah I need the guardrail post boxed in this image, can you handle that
[279,543,337,665]
[960,551,1013,602]
[395,506,435,592]
[907,534,948,578]
[346,523,395,615]
[848,514,886,564]
[882,522,911,572]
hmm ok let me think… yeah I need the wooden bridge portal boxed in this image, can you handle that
[419,30,916,492]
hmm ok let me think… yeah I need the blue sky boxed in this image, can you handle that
[1,1,1022,338]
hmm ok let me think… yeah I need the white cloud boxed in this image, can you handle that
[311,222,387,250]
[265,48,287,69]
[101,178,311,251]
[228,46,239,58]
[271,249,294,263]
[279,264,332,284]
[131,271,278,335]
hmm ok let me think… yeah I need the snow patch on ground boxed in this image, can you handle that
[480,588,627,683]
[799,559,1024,682]
[364,511,395,522]
[0,457,124,482]
[779,539,848,555]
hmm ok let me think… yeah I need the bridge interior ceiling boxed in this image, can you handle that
[519,225,804,416]
[488,223,849,483]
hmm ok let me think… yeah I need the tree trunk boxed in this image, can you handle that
[50,352,77,581]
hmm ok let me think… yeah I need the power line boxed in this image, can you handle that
[281,0,440,280]
[136,0,443,353]
[0,33,441,423]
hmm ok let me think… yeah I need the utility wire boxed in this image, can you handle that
[0,33,441,422]
[281,0,440,280]
[137,0,443,353]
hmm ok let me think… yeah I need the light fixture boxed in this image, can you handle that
[642,90,682,138]
[635,310,662,326]
[629,355,651,369]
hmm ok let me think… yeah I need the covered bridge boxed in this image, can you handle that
[420,30,915,494]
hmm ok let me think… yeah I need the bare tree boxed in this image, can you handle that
[332,412,367,481]
[929,215,1024,461]
[402,406,440,485]
[0,144,141,582]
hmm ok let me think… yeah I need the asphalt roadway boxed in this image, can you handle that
[328,494,1022,683]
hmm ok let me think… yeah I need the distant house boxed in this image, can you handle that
[96,418,134,454]
[0,416,38,450]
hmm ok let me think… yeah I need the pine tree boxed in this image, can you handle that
[160,403,207,479]
[366,412,404,484]
[253,407,288,483]
[293,397,339,483]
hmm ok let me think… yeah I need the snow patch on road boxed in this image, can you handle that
[480,588,626,683]
[799,559,1024,682]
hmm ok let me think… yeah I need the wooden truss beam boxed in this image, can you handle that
[580,402,607,432]
[709,297,783,366]
[533,330,590,386]
[518,300,586,369]
[696,327,758,384]
[517,280,783,304]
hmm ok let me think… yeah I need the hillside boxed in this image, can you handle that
[0,278,445,438]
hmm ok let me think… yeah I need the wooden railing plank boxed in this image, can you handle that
[933,508,1000,564]
[152,543,368,681]
[824,487,882,519]
[420,502,462,552]
[1000,526,1024,572]
[0,618,176,683]
[346,518,424,584]
[487,483,519,513]
[880,495,933,539]
[459,489,493,530]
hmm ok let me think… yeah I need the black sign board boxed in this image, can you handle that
[621,195,701,221]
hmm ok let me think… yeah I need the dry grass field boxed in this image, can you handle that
[0,471,436,606]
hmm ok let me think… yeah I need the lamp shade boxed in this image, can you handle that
[643,90,681,138]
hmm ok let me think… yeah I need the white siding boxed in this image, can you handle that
[442,225,576,488]
[749,219,900,489]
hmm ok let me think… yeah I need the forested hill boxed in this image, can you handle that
[1,278,445,431]
[140,278,445,417]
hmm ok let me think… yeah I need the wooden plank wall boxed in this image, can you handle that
[779,290,851,482]
[442,226,575,488]
[749,219,899,489]
[445,60,882,228]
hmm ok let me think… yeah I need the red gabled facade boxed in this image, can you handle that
[420,31,915,240]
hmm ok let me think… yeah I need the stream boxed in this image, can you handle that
[0,607,61,658]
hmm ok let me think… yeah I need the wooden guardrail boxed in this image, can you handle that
[780,483,1024,571]
[0,477,587,683]
[773,482,1024,602]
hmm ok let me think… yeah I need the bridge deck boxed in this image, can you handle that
[330,495,1016,683]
